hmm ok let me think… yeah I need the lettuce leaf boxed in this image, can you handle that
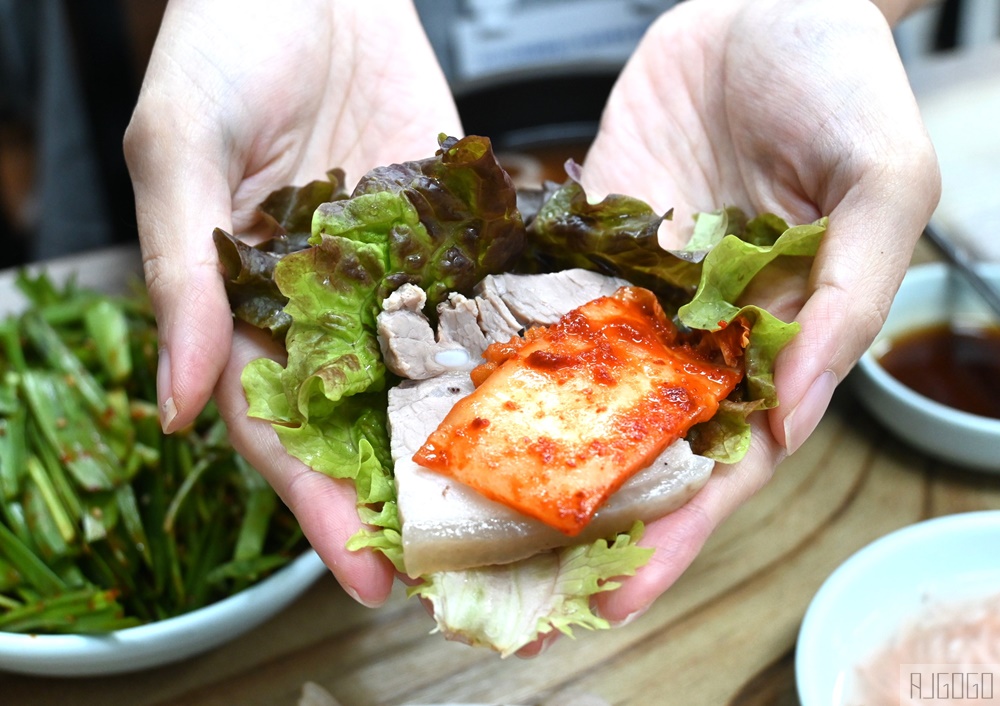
[519,180,697,311]
[671,218,825,461]
[216,135,827,654]
[233,135,526,570]
[214,169,351,338]
[520,180,826,461]
[411,522,653,657]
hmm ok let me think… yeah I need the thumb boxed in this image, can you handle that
[124,98,235,433]
[771,167,940,453]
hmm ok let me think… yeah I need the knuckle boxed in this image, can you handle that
[141,250,172,302]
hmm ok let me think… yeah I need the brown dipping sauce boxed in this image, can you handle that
[877,323,1000,419]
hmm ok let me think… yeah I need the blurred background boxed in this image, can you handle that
[0,0,993,270]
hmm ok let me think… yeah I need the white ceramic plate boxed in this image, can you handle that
[852,262,1000,472]
[0,549,327,677]
[796,511,1000,706]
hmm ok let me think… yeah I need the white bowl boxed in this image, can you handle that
[0,248,328,676]
[0,550,326,677]
[852,262,1000,471]
[796,511,1000,706]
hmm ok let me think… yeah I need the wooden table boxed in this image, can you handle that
[3,237,999,706]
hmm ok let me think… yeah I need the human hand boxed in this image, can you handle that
[578,0,940,626]
[124,0,462,606]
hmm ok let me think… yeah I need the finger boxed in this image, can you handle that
[123,83,237,435]
[123,0,249,435]
[771,155,940,454]
[595,416,783,624]
[514,630,561,659]
[764,17,941,453]
[215,323,395,607]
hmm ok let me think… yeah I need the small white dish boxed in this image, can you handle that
[0,550,326,677]
[851,262,1000,472]
[796,511,1000,706]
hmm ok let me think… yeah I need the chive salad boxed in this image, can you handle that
[0,272,307,634]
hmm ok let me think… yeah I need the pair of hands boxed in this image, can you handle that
[124,0,939,643]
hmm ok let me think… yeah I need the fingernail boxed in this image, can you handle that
[535,631,559,655]
[157,346,177,433]
[344,585,382,609]
[783,370,838,454]
[519,630,559,658]
[610,605,649,628]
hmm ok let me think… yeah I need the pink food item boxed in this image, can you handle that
[852,592,1000,705]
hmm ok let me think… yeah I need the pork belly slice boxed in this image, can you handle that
[414,288,743,535]
[377,284,478,379]
[475,269,629,326]
[377,269,629,379]
[388,372,713,578]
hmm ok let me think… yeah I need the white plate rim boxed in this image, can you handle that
[0,550,326,677]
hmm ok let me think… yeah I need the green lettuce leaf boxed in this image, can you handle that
[678,218,828,405]
[518,179,825,461]
[676,219,825,460]
[236,135,526,569]
[332,133,526,309]
[411,523,653,657]
[520,180,697,310]
[259,167,350,247]
[214,169,351,337]
[217,136,828,655]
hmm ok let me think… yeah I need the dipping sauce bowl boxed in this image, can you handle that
[851,262,1000,472]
